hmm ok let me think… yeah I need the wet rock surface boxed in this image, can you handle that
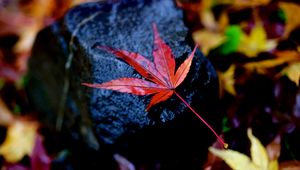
[27,0,220,169]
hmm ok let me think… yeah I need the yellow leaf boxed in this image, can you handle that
[233,0,271,8]
[0,120,38,163]
[269,160,279,170]
[209,129,279,170]
[238,24,276,57]
[14,23,41,54]
[201,10,218,31]
[193,30,226,55]
[279,2,300,37]
[248,129,269,169]
[214,0,270,8]
[244,51,300,73]
[281,62,300,86]
[218,65,236,96]
[209,147,259,170]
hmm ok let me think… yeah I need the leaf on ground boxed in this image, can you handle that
[114,154,135,170]
[203,137,227,170]
[244,50,300,73]
[0,98,14,126]
[281,62,300,86]
[218,65,236,96]
[279,161,300,170]
[238,24,276,57]
[209,0,271,8]
[3,134,52,170]
[266,135,281,161]
[279,2,300,37]
[0,120,38,163]
[30,135,52,170]
[193,30,226,55]
[248,129,269,169]
[209,147,259,170]
[219,25,242,55]
[0,0,100,82]
[201,10,218,31]
[233,0,271,8]
[209,129,279,170]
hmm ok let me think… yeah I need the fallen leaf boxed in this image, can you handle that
[219,25,243,55]
[0,98,14,126]
[266,135,281,161]
[233,0,271,8]
[238,24,277,57]
[203,137,227,170]
[280,161,300,170]
[30,135,52,170]
[193,30,226,55]
[248,129,269,169]
[201,10,218,31]
[209,147,258,170]
[279,2,300,37]
[0,120,38,163]
[281,62,300,86]
[83,23,197,110]
[266,135,281,170]
[209,129,279,170]
[213,0,271,9]
[244,50,300,74]
[218,65,236,96]
[114,154,135,170]
[3,134,52,170]
[83,23,227,147]
[0,0,100,82]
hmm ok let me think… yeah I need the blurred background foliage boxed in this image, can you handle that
[0,0,300,169]
[178,0,300,169]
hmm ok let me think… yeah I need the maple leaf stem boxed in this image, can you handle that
[174,91,228,149]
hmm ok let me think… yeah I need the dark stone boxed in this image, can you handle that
[26,0,220,168]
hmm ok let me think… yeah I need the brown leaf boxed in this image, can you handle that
[266,135,281,161]
[280,161,300,170]
[0,98,14,126]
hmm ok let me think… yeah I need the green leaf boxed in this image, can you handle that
[219,25,242,55]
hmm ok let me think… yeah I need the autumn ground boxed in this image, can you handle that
[1,0,300,169]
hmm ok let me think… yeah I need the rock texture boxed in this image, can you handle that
[27,0,220,168]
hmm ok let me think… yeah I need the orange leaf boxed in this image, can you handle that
[174,45,197,87]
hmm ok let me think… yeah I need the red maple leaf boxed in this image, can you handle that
[83,24,227,148]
